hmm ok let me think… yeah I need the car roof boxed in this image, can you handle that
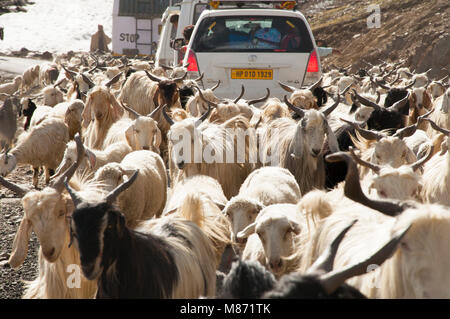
[198,8,308,21]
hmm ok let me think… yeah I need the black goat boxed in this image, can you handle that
[22,98,37,130]
[64,170,216,299]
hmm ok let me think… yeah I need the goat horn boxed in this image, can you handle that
[145,70,163,83]
[423,118,450,136]
[284,95,305,119]
[161,104,174,126]
[279,81,297,93]
[339,118,384,141]
[63,177,84,208]
[233,85,245,104]
[195,103,212,127]
[81,73,95,89]
[321,93,340,117]
[307,220,358,275]
[320,223,411,295]
[173,71,188,83]
[194,86,218,108]
[120,101,141,119]
[436,75,448,84]
[247,88,270,105]
[352,89,382,111]
[325,151,410,216]
[159,64,173,70]
[0,176,31,197]
[348,146,381,174]
[105,170,139,204]
[51,133,84,193]
[62,64,77,80]
[308,76,323,92]
[87,57,99,74]
[393,123,418,140]
[147,104,164,119]
[397,78,416,90]
[375,91,381,104]
[210,80,221,91]
[105,71,123,88]
[388,92,410,113]
[410,144,434,172]
[194,72,204,82]
[388,74,400,86]
[421,68,432,75]
[373,78,391,91]
[53,77,65,88]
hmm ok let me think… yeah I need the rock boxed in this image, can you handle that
[41,51,53,60]
[0,260,10,268]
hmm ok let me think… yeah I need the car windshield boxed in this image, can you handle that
[191,15,313,53]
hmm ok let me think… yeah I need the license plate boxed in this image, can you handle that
[231,69,273,80]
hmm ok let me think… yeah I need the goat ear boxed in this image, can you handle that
[81,95,92,128]
[153,127,162,151]
[63,194,75,218]
[8,218,32,268]
[423,91,432,110]
[84,148,97,169]
[109,93,124,122]
[125,124,136,150]
[236,222,256,240]
[289,219,302,235]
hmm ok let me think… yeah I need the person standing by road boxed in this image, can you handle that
[90,24,111,52]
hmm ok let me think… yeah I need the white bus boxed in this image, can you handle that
[112,0,182,56]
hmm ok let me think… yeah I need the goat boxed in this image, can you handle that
[64,172,217,298]
[0,76,22,98]
[279,77,323,109]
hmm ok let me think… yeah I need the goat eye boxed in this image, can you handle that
[402,151,407,157]
[58,210,65,217]
[135,129,140,134]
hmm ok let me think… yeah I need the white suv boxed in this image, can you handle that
[182,1,322,100]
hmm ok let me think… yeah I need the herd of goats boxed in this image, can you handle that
[0,51,449,299]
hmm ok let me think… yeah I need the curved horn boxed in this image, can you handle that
[81,73,95,89]
[210,80,221,91]
[194,72,204,82]
[161,104,174,126]
[325,152,411,216]
[353,89,382,111]
[105,71,123,88]
[348,146,381,174]
[320,223,411,295]
[423,118,450,136]
[0,176,31,197]
[159,64,174,71]
[307,220,358,275]
[340,118,385,141]
[375,91,381,104]
[53,77,66,89]
[173,71,188,83]
[308,76,323,92]
[388,92,410,113]
[284,95,305,119]
[321,93,340,117]
[194,86,219,108]
[247,88,270,105]
[233,85,245,104]
[388,74,400,86]
[51,133,84,193]
[195,103,212,127]
[105,170,139,204]
[63,177,84,208]
[373,78,391,90]
[147,104,164,119]
[120,101,141,119]
[397,78,416,90]
[87,56,99,74]
[410,144,434,171]
[145,70,163,83]
[62,64,77,81]
[393,123,417,140]
[279,81,297,93]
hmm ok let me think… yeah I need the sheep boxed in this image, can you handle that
[82,83,124,150]
[163,174,231,268]
[222,167,301,248]
[0,117,69,187]
[304,151,450,298]
[164,106,256,199]
[259,95,341,194]
[90,150,167,227]
[52,140,131,181]
[64,171,217,298]
[7,135,98,298]
[0,76,22,98]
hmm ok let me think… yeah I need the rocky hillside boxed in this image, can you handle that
[299,0,449,79]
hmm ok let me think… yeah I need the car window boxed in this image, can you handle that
[191,15,313,53]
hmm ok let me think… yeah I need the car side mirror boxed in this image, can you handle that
[172,38,186,50]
